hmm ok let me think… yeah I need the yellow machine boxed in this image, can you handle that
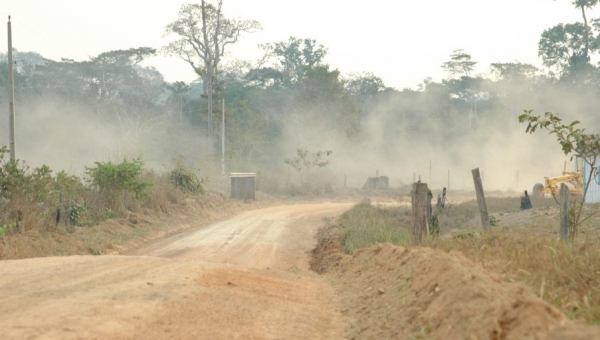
[533,157,583,197]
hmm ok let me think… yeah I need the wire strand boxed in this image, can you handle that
[10,17,77,59]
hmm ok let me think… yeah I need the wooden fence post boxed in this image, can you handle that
[412,182,428,244]
[559,183,569,242]
[472,168,491,232]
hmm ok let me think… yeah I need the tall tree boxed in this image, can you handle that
[344,72,387,116]
[442,50,479,127]
[538,22,597,79]
[441,49,477,77]
[490,62,539,81]
[163,1,261,149]
[267,37,328,84]
[297,65,361,139]
[570,0,599,60]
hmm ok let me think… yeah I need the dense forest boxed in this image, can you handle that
[2,1,600,191]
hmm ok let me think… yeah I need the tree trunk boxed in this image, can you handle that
[582,6,589,60]
[207,74,213,149]
[201,0,214,153]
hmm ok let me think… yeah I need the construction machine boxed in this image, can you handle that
[532,157,583,197]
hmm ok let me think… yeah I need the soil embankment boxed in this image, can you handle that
[311,223,600,339]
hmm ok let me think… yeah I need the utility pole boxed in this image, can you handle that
[429,160,432,189]
[7,16,16,161]
[221,98,225,175]
[208,81,212,149]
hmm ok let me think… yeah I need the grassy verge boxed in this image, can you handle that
[340,199,412,254]
[340,199,600,325]
[0,150,212,259]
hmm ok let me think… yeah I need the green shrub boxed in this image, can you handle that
[168,164,207,194]
[53,171,85,198]
[0,146,57,231]
[0,146,54,203]
[0,221,16,237]
[85,157,152,212]
[67,203,87,226]
[489,215,499,227]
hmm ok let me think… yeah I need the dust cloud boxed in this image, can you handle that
[0,95,210,176]
[0,66,596,195]
[272,76,595,193]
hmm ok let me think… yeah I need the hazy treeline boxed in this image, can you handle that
[1,1,600,191]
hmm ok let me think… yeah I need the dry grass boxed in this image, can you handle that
[0,193,237,259]
[439,196,556,231]
[340,198,600,325]
[141,171,184,215]
[427,234,600,324]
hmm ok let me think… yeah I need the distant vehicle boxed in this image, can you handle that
[532,157,583,197]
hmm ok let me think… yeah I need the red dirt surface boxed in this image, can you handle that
[0,202,352,339]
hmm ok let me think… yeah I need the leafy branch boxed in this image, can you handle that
[519,110,600,240]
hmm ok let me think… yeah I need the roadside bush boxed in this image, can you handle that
[168,164,207,194]
[0,146,56,232]
[0,150,209,240]
[0,147,54,204]
[52,171,90,226]
[85,157,152,213]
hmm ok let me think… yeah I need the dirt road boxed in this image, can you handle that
[0,202,354,339]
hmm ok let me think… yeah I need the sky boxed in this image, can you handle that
[0,0,599,90]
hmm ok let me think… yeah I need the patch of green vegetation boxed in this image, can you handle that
[168,163,207,194]
[453,231,477,239]
[489,215,499,227]
[85,157,152,202]
[87,247,101,256]
[288,265,301,274]
[341,199,412,254]
[0,221,16,237]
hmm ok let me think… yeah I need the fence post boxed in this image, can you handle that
[472,168,491,232]
[412,182,428,244]
[559,183,569,242]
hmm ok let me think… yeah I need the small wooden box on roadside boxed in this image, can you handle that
[230,173,256,200]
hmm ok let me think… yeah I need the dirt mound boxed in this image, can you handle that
[311,225,598,340]
[310,222,345,274]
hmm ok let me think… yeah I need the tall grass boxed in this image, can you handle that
[341,199,412,254]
